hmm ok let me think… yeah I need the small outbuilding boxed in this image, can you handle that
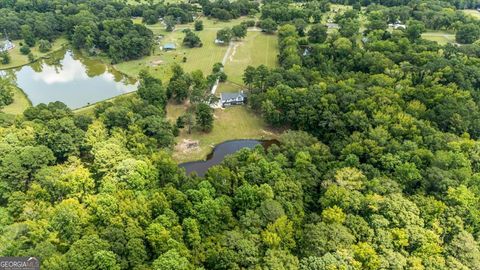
[326,23,339,29]
[163,43,176,51]
[220,91,247,107]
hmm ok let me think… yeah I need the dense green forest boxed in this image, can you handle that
[2,0,480,269]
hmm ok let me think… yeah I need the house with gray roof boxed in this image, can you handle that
[220,91,247,107]
[0,40,14,53]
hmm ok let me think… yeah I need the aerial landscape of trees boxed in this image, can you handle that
[1,0,480,269]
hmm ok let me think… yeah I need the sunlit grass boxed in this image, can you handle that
[0,37,68,70]
[169,105,278,163]
[1,85,31,115]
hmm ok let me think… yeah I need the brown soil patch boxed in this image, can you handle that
[176,139,200,153]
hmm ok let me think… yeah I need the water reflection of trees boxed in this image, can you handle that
[73,49,107,78]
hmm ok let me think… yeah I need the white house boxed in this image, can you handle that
[220,91,247,107]
[0,40,14,53]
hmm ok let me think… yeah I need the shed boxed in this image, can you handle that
[326,23,339,29]
[220,91,247,107]
[163,43,176,51]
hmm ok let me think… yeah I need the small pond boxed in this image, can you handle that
[5,49,137,109]
[180,139,278,177]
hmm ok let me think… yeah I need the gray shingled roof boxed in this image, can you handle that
[221,92,246,101]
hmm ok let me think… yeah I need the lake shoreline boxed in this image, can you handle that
[0,39,69,71]
[179,139,279,176]
[8,49,137,111]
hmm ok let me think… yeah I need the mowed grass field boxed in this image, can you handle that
[1,85,31,115]
[169,105,277,163]
[115,18,257,82]
[422,31,456,44]
[0,37,68,70]
[462,9,480,20]
[223,31,278,85]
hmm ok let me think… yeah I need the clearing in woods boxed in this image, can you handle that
[114,17,255,82]
[422,31,456,45]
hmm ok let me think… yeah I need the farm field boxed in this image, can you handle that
[0,37,68,70]
[223,31,278,85]
[422,31,456,44]
[169,105,277,163]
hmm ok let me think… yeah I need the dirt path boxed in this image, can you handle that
[211,41,235,95]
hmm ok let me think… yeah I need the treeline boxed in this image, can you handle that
[0,0,154,63]
[136,3,196,25]
[330,0,479,9]
[233,14,480,269]
[200,0,260,20]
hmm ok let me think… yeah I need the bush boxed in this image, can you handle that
[20,45,31,55]
[28,53,35,62]
[0,79,14,107]
[242,20,256,28]
[38,39,52,53]
[0,52,10,65]
[194,20,203,31]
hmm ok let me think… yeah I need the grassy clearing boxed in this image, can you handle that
[0,37,68,70]
[462,9,480,20]
[223,31,278,85]
[1,85,31,115]
[115,27,228,82]
[114,17,257,82]
[170,105,277,163]
[217,81,244,93]
[422,31,456,44]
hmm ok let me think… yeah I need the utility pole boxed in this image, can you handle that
[3,29,8,41]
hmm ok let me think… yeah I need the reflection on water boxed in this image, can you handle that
[7,49,137,109]
[179,139,279,177]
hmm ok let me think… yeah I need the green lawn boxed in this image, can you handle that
[115,27,228,82]
[462,9,480,20]
[169,105,277,163]
[0,37,68,70]
[422,31,456,45]
[114,17,257,82]
[1,85,31,115]
[217,81,244,93]
[223,31,278,85]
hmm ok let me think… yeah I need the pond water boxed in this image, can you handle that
[5,49,137,109]
[179,139,278,177]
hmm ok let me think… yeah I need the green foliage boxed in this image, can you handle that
[308,24,328,44]
[0,78,14,108]
[137,70,167,108]
[194,20,204,31]
[38,39,52,53]
[232,24,247,40]
[456,23,480,44]
[2,2,480,270]
[216,28,233,43]
[182,29,202,48]
[0,52,11,65]
[19,44,31,55]
[259,18,278,34]
[195,103,214,132]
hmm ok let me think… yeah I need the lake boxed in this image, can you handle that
[6,49,137,109]
[180,139,278,177]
